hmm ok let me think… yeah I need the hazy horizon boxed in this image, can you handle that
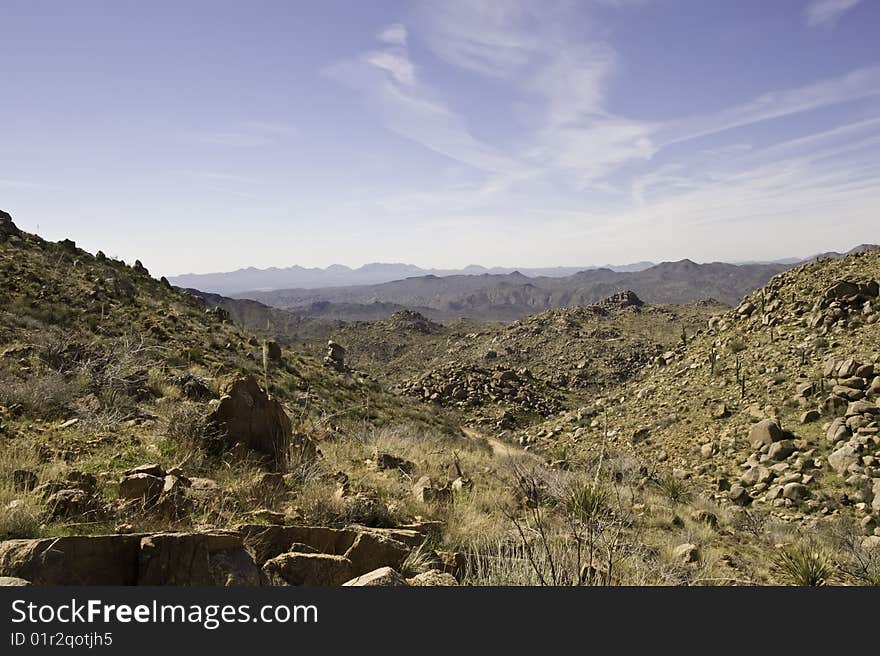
[3,0,880,277]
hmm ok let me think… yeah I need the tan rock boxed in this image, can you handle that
[342,566,408,586]
[207,375,292,471]
[262,552,353,586]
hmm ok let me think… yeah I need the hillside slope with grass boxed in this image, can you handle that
[2,210,878,587]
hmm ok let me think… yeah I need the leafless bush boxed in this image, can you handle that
[822,517,880,586]
[0,370,83,419]
[732,508,769,540]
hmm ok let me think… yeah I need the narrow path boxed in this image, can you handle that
[461,426,522,458]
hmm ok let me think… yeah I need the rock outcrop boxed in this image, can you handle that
[206,375,292,471]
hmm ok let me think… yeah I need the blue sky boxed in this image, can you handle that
[1,0,879,276]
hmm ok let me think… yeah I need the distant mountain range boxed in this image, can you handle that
[169,261,657,295]
[169,245,878,297]
[234,260,787,322]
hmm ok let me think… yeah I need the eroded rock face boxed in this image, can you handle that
[138,532,260,586]
[207,375,292,471]
[0,532,272,586]
[0,536,141,585]
[238,525,359,565]
[237,524,410,577]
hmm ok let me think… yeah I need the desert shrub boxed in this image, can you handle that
[727,337,747,354]
[297,479,402,528]
[0,446,51,538]
[733,508,769,539]
[656,473,691,504]
[822,517,880,586]
[0,494,44,539]
[772,539,834,586]
[400,541,436,578]
[0,370,82,419]
[564,480,608,524]
[163,402,211,468]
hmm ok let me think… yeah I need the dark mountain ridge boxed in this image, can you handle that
[238,259,792,321]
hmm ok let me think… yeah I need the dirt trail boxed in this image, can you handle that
[461,426,522,458]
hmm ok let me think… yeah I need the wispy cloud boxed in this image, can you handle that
[377,23,408,46]
[323,22,516,174]
[180,171,255,184]
[186,121,298,147]
[189,132,276,147]
[321,0,880,263]
[805,0,862,27]
[659,64,880,146]
[0,178,47,189]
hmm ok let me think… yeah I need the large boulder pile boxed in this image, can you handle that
[809,278,879,332]
[400,364,562,421]
[206,375,292,471]
[387,310,443,334]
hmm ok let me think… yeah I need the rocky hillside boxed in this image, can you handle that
[3,209,879,587]
[505,248,880,582]
[320,294,725,433]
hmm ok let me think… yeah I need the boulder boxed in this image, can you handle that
[342,531,410,577]
[741,466,772,487]
[406,571,458,586]
[782,482,809,501]
[265,341,283,362]
[826,417,850,443]
[823,281,861,304]
[847,401,879,416]
[0,210,22,240]
[748,419,784,448]
[138,532,261,586]
[828,444,860,474]
[768,440,796,461]
[862,536,880,551]
[118,473,164,503]
[799,410,821,424]
[821,394,849,415]
[673,543,700,564]
[0,576,31,586]
[0,535,141,585]
[342,566,408,587]
[206,375,292,471]
[729,485,752,506]
[710,403,729,420]
[262,552,353,586]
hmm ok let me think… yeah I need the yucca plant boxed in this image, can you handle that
[656,473,691,504]
[564,481,608,525]
[773,540,834,586]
